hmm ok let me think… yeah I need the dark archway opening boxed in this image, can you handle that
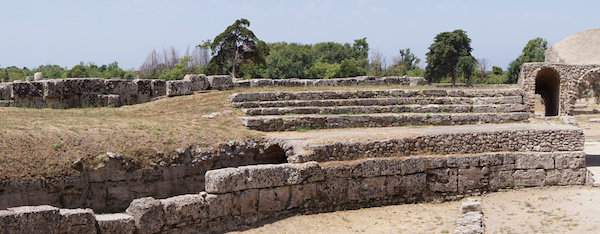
[255,144,287,164]
[535,68,560,116]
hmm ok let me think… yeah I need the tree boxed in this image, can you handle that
[204,18,268,78]
[505,37,547,84]
[476,58,489,82]
[369,48,385,76]
[424,29,474,86]
[66,64,89,78]
[265,42,313,78]
[492,66,503,76]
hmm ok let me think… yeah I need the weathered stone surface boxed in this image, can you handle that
[513,169,545,187]
[95,213,135,234]
[184,74,210,91]
[151,79,166,97]
[232,189,258,215]
[386,173,426,197]
[258,186,290,212]
[514,152,554,169]
[160,194,206,225]
[34,72,43,81]
[7,205,60,234]
[59,208,97,234]
[427,168,458,192]
[402,157,426,175]
[208,75,234,90]
[205,167,248,194]
[458,167,489,193]
[0,210,18,233]
[460,201,481,214]
[0,83,11,100]
[323,161,362,178]
[288,183,317,209]
[125,197,164,233]
[205,193,232,219]
[488,169,514,190]
[166,80,194,97]
[554,151,585,169]
[12,82,44,98]
[544,168,586,185]
[361,158,402,177]
[348,177,386,201]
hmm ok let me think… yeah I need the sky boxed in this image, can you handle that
[1,0,599,71]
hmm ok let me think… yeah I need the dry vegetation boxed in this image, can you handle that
[0,84,512,182]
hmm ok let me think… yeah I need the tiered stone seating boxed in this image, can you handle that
[229,88,529,131]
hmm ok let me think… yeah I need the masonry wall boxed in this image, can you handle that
[0,151,588,233]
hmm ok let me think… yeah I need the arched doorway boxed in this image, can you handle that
[535,68,560,116]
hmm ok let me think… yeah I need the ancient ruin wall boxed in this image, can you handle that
[0,150,588,233]
[518,63,600,116]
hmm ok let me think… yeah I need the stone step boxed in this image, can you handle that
[232,96,523,108]
[228,88,523,103]
[240,112,530,132]
[242,104,527,116]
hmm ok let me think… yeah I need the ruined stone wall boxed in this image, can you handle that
[234,76,427,88]
[518,62,600,116]
[0,151,588,233]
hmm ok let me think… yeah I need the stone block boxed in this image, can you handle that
[232,189,258,215]
[286,162,325,184]
[513,169,545,187]
[258,186,291,212]
[11,82,44,98]
[554,151,585,169]
[544,168,586,185]
[361,158,402,177]
[447,155,480,168]
[458,167,489,193]
[166,80,193,97]
[205,193,233,219]
[7,205,60,234]
[95,213,135,234]
[183,74,210,91]
[59,208,97,234]
[488,169,513,190]
[205,167,248,194]
[348,177,387,201]
[323,161,362,178]
[104,79,137,95]
[401,157,426,175]
[480,153,504,167]
[0,83,12,100]
[0,210,18,233]
[34,72,43,81]
[422,89,447,96]
[68,78,105,94]
[427,168,458,193]
[160,194,206,225]
[42,79,70,96]
[288,183,317,209]
[125,197,164,233]
[151,79,166,97]
[314,178,349,205]
[134,79,153,96]
[207,75,233,90]
[460,201,481,213]
[514,152,554,169]
[386,173,426,197]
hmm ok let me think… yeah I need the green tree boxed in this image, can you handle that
[398,48,420,71]
[492,66,503,76]
[424,29,474,86]
[505,37,547,84]
[264,42,313,78]
[204,18,268,78]
[66,64,89,78]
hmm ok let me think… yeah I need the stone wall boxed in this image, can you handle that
[0,151,588,233]
[519,62,600,116]
[234,76,427,88]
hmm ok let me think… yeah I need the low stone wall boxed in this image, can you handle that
[234,76,427,88]
[0,151,587,233]
[0,140,287,212]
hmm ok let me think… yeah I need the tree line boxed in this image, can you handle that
[0,18,547,84]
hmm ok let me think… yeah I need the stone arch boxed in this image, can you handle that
[535,67,561,116]
[576,67,600,94]
[255,144,287,164]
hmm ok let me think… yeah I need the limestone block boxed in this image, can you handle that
[314,177,350,205]
[460,201,481,213]
[480,153,504,167]
[207,75,233,90]
[386,173,426,197]
[150,79,166,97]
[348,177,386,201]
[288,183,317,209]
[11,82,44,98]
[125,197,164,233]
[361,158,402,177]
[183,74,210,91]
[250,79,274,87]
[323,161,362,178]
[258,186,291,212]
[427,168,458,193]
[0,210,18,233]
[7,205,60,234]
[42,79,68,96]
[166,80,193,97]
[513,169,545,187]
[285,162,325,184]
[26,76,34,82]
[0,83,12,100]
[205,193,233,219]
[232,189,258,215]
[447,155,480,168]
[205,167,248,194]
[134,79,152,97]
[422,89,447,96]
[554,151,585,169]
[160,194,206,225]
[544,168,586,185]
[401,157,426,175]
[34,72,43,81]
[95,213,135,234]
[59,208,97,233]
[458,167,489,193]
[104,79,137,95]
[514,152,554,169]
[68,78,105,94]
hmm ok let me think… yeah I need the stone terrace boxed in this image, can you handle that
[230,88,529,131]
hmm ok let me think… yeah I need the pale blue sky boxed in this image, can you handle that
[1,0,598,71]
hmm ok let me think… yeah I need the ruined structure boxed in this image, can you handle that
[519,28,600,116]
